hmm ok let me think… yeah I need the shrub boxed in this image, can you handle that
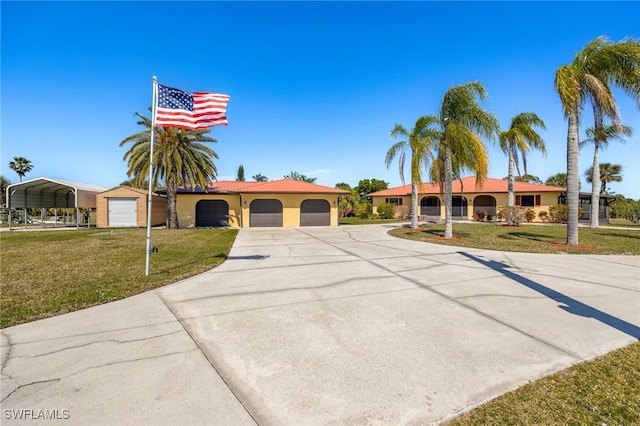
[549,204,568,223]
[369,213,379,220]
[524,208,536,223]
[354,203,371,219]
[473,210,487,221]
[538,210,550,223]
[394,205,410,220]
[548,204,584,223]
[497,206,524,226]
[376,203,396,220]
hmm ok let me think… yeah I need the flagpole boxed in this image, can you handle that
[145,76,158,276]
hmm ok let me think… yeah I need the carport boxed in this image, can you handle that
[5,177,108,230]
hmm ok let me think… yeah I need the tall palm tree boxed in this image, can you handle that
[432,82,500,238]
[585,162,623,194]
[545,173,568,188]
[385,116,439,229]
[580,123,632,228]
[0,175,10,207]
[236,164,246,181]
[252,174,268,182]
[555,36,640,245]
[8,156,33,182]
[120,111,219,228]
[499,112,546,212]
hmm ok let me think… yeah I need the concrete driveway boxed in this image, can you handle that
[2,224,639,425]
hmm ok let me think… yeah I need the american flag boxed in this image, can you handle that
[155,84,230,130]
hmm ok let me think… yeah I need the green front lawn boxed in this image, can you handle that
[0,228,238,328]
[446,341,640,425]
[388,222,640,255]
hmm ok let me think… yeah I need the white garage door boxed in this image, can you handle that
[108,198,137,227]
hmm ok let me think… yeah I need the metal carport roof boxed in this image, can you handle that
[6,177,108,209]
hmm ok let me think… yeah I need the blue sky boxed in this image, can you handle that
[2,1,639,198]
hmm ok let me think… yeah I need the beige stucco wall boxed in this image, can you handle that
[96,187,167,228]
[177,193,341,228]
[176,194,242,228]
[372,191,563,222]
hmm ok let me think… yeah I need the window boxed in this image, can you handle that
[385,197,402,206]
[516,195,540,207]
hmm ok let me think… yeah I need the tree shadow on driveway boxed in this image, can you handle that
[457,251,640,339]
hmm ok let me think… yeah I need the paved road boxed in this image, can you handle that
[2,224,639,425]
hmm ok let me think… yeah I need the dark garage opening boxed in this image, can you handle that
[196,200,229,227]
[300,199,330,226]
[250,199,283,227]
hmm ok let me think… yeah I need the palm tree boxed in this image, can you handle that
[432,82,500,238]
[499,112,546,212]
[555,36,640,245]
[580,123,632,228]
[8,156,33,182]
[236,164,246,181]
[585,162,623,194]
[120,111,219,229]
[385,116,439,229]
[284,172,316,183]
[0,175,10,207]
[545,173,568,188]
[252,173,268,182]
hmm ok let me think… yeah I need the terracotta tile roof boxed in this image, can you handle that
[368,176,565,196]
[237,179,350,194]
[178,179,349,194]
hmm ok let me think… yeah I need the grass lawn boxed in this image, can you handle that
[445,341,640,425]
[608,218,640,228]
[0,227,238,328]
[339,217,406,225]
[388,222,640,255]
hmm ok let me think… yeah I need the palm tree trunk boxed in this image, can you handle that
[166,174,179,229]
[507,145,516,208]
[566,111,580,246]
[411,182,419,229]
[444,143,453,239]
[589,143,600,228]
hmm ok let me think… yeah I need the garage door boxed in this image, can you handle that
[108,198,137,227]
[300,199,330,226]
[196,200,229,227]
[250,199,283,227]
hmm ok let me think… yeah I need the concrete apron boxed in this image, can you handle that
[2,224,639,425]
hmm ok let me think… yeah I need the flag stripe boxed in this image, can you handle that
[155,84,229,130]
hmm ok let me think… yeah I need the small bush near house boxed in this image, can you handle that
[524,208,536,222]
[538,210,550,223]
[473,210,487,221]
[355,203,371,219]
[370,213,379,220]
[549,204,583,223]
[497,206,524,226]
[395,205,410,220]
[549,204,568,223]
[376,203,396,220]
